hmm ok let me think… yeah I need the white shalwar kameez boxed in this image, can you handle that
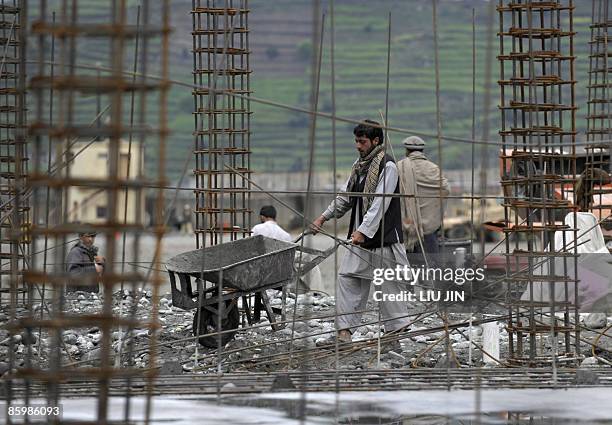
[322,161,413,332]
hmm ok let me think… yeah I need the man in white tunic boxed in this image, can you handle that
[312,120,412,343]
[252,205,292,242]
[253,205,322,291]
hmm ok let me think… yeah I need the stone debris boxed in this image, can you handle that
[2,289,611,373]
[581,357,601,368]
[221,382,237,392]
[434,353,459,369]
[583,313,608,330]
[160,360,182,375]
[0,362,10,377]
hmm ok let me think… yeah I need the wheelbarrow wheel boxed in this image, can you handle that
[192,300,240,348]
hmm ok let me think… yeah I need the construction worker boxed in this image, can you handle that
[519,170,612,314]
[252,205,291,242]
[66,229,105,293]
[311,120,411,347]
[180,203,194,234]
[397,136,449,259]
[253,205,322,291]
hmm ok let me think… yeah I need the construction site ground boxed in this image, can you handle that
[3,232,611,376]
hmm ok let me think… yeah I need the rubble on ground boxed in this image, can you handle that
[1,290,611,377]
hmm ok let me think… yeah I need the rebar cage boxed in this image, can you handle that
[498,0,581,366]
[585,0,612,237]
[0,0,28,309]
[2,1,170,422]
[191,0,252,248]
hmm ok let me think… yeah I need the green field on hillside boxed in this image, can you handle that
[31,0,596,182]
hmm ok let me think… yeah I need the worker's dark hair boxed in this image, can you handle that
[576,168,611,211]
[259,205,277,219]
[78,223,97,237]
[353,120,384,145]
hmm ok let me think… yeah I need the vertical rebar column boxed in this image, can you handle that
[192,0,252,249]
[0,0,28,307]
[498,0,580,366]
[5,1,170,421]
[585,0,612,237]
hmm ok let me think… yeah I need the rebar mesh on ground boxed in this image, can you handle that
[498,0,580,366]
[2,1,170,422]
[0,0,29,308]
[192,0,252,248]
[8,368,612,396]
[585,0,612,240]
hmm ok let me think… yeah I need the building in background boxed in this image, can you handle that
[67,139,145,224]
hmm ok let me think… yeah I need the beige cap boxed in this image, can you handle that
[402,136,425,150]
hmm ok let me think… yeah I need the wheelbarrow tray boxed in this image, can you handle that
[166,235,297,292]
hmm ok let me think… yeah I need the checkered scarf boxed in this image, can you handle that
[76,242,99,262]
[348,144,385,212]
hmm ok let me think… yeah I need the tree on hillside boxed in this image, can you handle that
[266,46,279,60]
[296,41,312,62]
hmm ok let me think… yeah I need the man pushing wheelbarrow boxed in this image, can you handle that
[311,120,412,350]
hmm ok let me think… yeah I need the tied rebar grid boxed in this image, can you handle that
[2,1,170,422]
[8,368,612,396]
[191,0,252,248]
[498,0,581,366]
[0,0,28,307]
[585,0,612,237]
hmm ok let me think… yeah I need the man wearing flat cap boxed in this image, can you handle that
[66,229,106,293]
[397,136,449,257]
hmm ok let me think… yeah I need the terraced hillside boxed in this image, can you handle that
[31,0,593,182]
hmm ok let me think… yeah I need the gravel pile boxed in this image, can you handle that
[1,291,611,376]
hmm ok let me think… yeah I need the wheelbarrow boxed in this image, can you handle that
[166,234,336,348]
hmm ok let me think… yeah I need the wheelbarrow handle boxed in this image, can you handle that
[293,229,315,244]
[293,242,340,276]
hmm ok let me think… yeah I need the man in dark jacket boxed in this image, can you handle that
[311,120,412,346]
[66,230,105,293]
